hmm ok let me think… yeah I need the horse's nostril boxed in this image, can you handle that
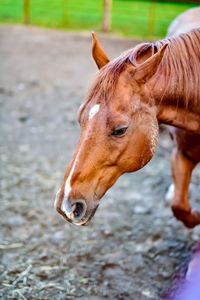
[61,199,87,222]
[72,201,86,219]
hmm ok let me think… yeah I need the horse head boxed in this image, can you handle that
[55,33,168,225]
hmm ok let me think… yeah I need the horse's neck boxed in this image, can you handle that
[157,105,200,134]
[150,72,200,134]
[148,29,200,133]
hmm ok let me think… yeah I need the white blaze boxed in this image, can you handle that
[89,104,100,120]
[61,152,80,216]
[58,103,100,217]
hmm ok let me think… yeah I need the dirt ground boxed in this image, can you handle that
[0,25,200,300]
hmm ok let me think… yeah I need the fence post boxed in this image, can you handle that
[148,1,156,38]
[62,0,68,27]
[102,0,112,32]
[24,0,30,24]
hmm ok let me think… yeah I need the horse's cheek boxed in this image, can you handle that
[148,119,159,156]
[131,118,159,170]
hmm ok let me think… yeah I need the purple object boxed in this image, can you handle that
[174,252,200,300]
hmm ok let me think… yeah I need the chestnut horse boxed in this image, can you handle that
[55,9,200,228]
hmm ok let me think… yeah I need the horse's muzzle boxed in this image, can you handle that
[55,190,99,226]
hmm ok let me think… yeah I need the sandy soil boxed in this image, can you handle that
[0,25,200,300]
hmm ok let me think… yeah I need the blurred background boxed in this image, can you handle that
[0,0,199,39]
[0,1,200,300]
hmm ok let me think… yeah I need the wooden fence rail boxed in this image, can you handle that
[0,0,199,39]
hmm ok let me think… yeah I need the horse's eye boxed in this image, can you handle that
[111,126,128,137]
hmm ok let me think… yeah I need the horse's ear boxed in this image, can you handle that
[134,43,168,83]
[92,32,110,69]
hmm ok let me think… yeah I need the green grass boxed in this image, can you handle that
[112,1,198,38]
[0,0,199,39]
